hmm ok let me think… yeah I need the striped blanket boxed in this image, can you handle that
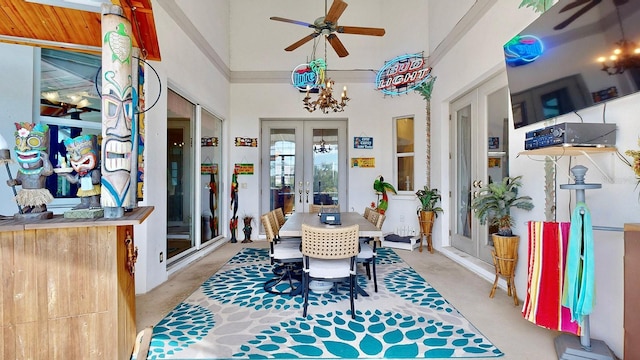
[522,221,580,335]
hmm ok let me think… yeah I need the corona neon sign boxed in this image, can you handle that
[376,53,432,95]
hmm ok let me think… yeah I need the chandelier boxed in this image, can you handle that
[313,130,331,153]
[596,4,640,75]
[303,79,349,113]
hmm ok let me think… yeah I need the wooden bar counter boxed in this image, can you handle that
[0,206,153,360]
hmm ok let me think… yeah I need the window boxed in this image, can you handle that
[395,116,414,192]
[38,48,103,206]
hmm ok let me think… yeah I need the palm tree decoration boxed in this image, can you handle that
[518,0,552,13]
[373,175,397,214]
[471,175,534,236]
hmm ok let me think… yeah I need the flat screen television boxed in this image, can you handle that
[504,0,640,129]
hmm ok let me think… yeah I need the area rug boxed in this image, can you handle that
[146,248,503,359]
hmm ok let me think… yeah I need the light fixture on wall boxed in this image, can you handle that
[303,78,349,113]
[596,4,640,75]
[313,130,331,153]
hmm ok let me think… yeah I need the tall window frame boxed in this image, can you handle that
[36,48,104,211]
[394,115,415,193]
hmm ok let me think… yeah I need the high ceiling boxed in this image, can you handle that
[0,0,160,61]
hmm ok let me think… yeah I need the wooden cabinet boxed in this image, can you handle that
[624,223,640,359]
[0,207,153,360]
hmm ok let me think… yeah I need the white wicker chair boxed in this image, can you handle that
[261,213,302,295]
[301,223,359,319]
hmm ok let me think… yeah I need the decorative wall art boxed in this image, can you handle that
[235,137,257,147]
[351,157,375,168]
[201,137,219,147]
[234,163,254,175]
[354,136,373,149]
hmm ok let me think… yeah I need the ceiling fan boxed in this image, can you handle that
[269,0,385,58]
[554,0,628,30]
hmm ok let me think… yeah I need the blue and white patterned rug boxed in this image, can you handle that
[146,248,503,359]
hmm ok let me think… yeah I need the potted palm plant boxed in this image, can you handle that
[470,175,533,305]
[415,185,443,253]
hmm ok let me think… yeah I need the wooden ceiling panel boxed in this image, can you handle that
[0,0,160,60]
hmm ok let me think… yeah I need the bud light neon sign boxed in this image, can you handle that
[504,35,543,67]
[376,53,432,96]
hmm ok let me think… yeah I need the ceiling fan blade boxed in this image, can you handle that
[327,34,349,57]
[557,0,592,13]
[284,33,318,51]
[553,0,600,30]
[337,26,385,36]
[270,16,314,28]
[325,0,348,24]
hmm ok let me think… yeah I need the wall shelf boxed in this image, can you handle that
[517,146,617,183]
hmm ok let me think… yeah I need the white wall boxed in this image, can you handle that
[428,0,632,356]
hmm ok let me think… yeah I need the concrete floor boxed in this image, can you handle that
[136,241,560,359]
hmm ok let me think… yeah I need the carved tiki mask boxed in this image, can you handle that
[63,135,98,175]
[14,122,49,172]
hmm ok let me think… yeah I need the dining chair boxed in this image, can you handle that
[309,204,339,214]
[363,206,373,219]
[301,223,360,319]
[261,213,302,295]
[357,212,385,293]
[272,207,286,228]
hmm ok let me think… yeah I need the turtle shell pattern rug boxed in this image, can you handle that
[146,247,503,359]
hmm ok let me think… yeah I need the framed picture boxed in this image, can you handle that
[488,137,499,150]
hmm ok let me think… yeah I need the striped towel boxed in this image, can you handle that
[522,221,580,335]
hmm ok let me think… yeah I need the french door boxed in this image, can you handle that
[261,120,347,218]
[449,72,510,264]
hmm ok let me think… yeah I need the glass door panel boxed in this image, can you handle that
[311,128,338,206]
[200,109,223,245]
[450,73,508,264]
[167,89,195,261]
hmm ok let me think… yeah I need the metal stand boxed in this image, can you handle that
[555,165,614,360]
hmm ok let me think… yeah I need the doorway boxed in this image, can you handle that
[260,120,347,219]
[449,72,510,264]
[167,89,195,260]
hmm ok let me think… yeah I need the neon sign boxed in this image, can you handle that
[504,35,543,67]
[376,53,432,96]
[291,59,327,91]
[292,64,317,91]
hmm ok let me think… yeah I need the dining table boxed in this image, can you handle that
[279,211,383,238]
[279,211,382,297]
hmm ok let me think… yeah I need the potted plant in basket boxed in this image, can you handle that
[415,185,444,253]
[470,175,534,305]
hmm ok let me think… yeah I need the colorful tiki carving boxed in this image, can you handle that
[59,135,101,210]
[101,6,133,216]
[7,122,54,216]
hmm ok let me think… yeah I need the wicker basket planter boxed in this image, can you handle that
[418,210,435,253]
[490,234,519,306]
